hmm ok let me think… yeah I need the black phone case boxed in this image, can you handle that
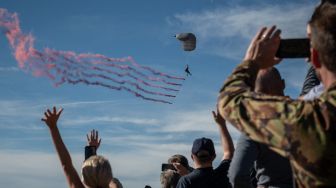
[276,38,310,58]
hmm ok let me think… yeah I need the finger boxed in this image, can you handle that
[93,129,96,140]
[95,130,98,140]
[57,108,64,116]
[172,163,180,169]
[87,134,90,141]
[53,106,56,114]
[47,109,52,116]
[91,129,94,141]
[254,27,267,41]
[44,112,49,118]
[271,29,281,39]
[41,118,46,122]
[98,138,101,147]
[262,25,276,39]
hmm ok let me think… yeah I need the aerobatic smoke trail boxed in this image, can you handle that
[0,8,185,104]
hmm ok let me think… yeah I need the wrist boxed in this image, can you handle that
[48,124,58,131]
[246,59,261,71]
[87,145,97,149]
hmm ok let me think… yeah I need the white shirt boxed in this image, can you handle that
[302,83,324,100]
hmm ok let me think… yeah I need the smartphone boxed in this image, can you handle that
[161,163,176,171]
[276,38,310,58]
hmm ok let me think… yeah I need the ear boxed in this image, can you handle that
[211,154,216,161]
[311,48,321,68]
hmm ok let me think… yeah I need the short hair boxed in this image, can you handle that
[194,150,213,164]
[160,169,181,188]
[82,155,113,188]
[309,1,336,72]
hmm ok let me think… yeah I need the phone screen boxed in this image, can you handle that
[276,38,310,58]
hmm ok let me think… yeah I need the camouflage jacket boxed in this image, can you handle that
[218,60,336,188]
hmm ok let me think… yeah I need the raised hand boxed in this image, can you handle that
[212,108,234,160]
[244,25,282,69]
[41,106,63,129]
[172,163,189,176]
[212,109,226,127]
[87,129,101,149]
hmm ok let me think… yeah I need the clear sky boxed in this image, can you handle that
[0,0,318,187]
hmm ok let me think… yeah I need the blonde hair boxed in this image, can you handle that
[82,155,113,188]
[160,169,181,188]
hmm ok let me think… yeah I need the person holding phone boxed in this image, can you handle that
[160,154,192,188]
[42,107,119,188]
[218,1,336,186]
[84,129,123,188]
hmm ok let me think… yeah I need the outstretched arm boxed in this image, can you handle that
[217,26,328,158]
[212,109,235,160]
[42,107,84,188]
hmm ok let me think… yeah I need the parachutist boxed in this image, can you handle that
[185,64,192,76]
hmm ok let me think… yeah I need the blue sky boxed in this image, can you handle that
[0,0,318,187]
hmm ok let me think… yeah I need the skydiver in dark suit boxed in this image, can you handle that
[185,64,192,76]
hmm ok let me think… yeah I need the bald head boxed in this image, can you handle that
[255,67,285,96]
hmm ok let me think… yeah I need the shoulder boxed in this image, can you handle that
[215,159,231,173]
[219,159,231,166]
[176,175,191,188]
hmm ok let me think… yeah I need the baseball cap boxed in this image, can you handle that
[191,137,216,158]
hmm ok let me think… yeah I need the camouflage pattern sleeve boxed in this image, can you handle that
[218,60,325,156]
[218,60,336,187]
[218,60,290,154]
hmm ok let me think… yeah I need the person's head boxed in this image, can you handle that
[168,154,192,171]
[191,137,216,166]
[309,1,336,74]
[82,155,113,188]
[160,169,181,188]
[255,67,285,96]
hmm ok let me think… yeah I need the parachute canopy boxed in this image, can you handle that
[175,33,196,51]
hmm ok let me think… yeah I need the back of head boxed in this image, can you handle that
[309,0,336,72]
[82,155,113,188]
[160,169,181,188]
[255,67,285,96]
[191,137,216,164]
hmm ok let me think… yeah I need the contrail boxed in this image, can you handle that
[0,8,185,104]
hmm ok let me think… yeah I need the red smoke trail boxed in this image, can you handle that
[0,8,185,104]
